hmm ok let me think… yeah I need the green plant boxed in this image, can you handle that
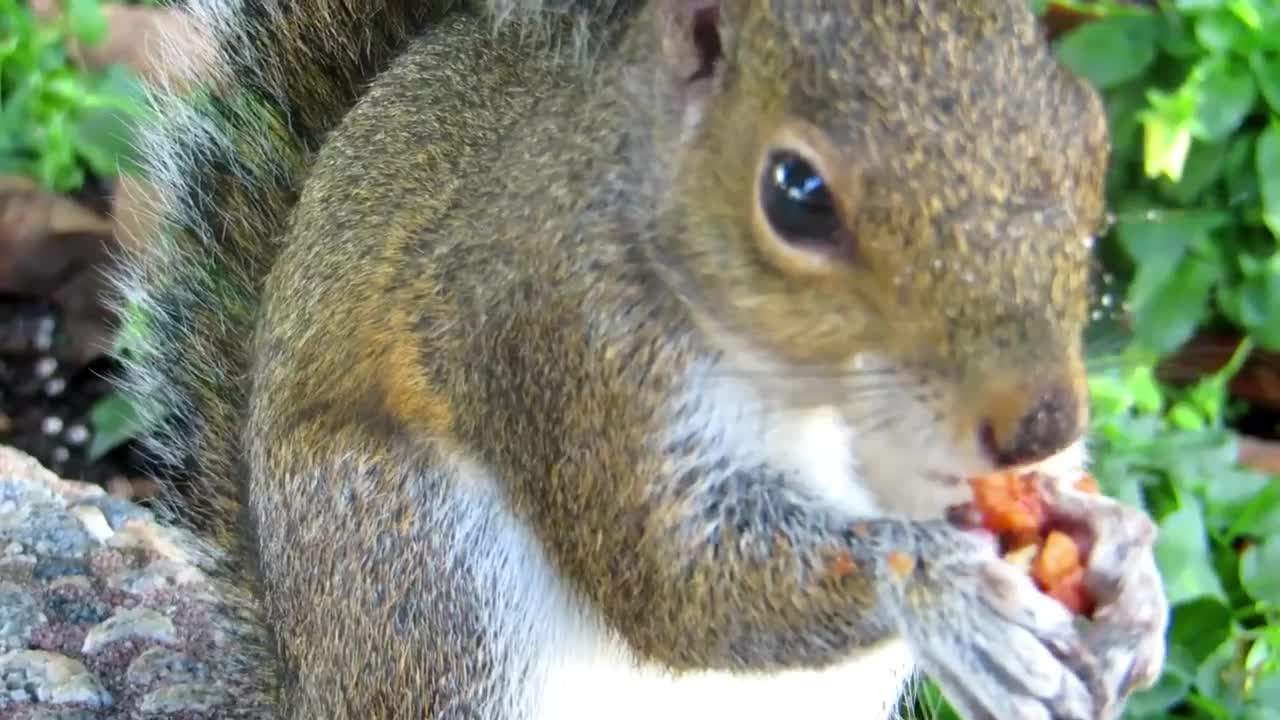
[1057,2,1280,715]
[1089,342,1280,720]
[0,0,147,192]
[1054,0,1280,355]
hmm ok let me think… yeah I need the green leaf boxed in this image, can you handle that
[1117,218,1197,305]
[1196,637,1250,714]
[1056,14,1160,89]
[1141,88,1199,180]
[1125,643,1197,716]
[1253,669,1280,714]
[1194,59,1258,140]
[87,392,150,461]
[1259,122,1280,239]
[1251,51,1280,113]
[1196,8,1261,52]
[1170,597,1236,662]
[1134,252,1223,354]
[1240,535,1280,605]
[1142,427,1238,493]
[1235,270,1280,343]
[66,0,107,46]
[1155,500,1229,606]
[1176,0,1224,9]
[1244,704,1280,720]
[1225,132,1261,207]
[1163,139,1227,203]
[1204,469,1280,537]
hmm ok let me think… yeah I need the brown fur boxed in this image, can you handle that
[117,0,1166,718]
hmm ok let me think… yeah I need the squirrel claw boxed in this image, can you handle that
[1035,476,1170,713]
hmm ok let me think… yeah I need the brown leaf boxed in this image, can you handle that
[1238,436,1280,477]
[0,176,120,365]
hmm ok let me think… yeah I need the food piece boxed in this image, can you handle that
[1033,530,1082,586]
[886,551,916,579]
[1003,543,1039,573]
[967,470,1048,550]
[954,470,1101,617]
[829,551,858,579]
[1074,473,1099,494]
[1043,566,1093,616]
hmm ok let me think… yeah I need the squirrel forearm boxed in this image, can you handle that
[459,298,916,672]
[568,458,912,671]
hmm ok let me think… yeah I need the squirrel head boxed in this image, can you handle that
[628,0,1109,483]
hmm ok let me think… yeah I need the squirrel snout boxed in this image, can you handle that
[976,380,1086,469]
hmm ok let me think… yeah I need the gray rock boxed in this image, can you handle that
[71,496,153,532]
[0,649,112,707]
[25,708,106,720]
[43,593,108,626]
[140,682,229,714]
[82,609,177,655]
[126,647,208,688]
[0,507,94,560]
[0,446,275,718]
[0,582,44,653]
[33,558,92,581]
[108,560,202,596]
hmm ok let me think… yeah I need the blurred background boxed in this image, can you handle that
[1,0,1277,718]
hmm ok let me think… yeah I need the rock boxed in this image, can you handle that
[140,682,230,714]
[82,608,177,655]
[0,582,44,652]
[25,707,106,720]
[43,591,109,626]
[33,558,92,581]
[0,649,111,707]
[0,505,93,560]
[69,505,114,543]
[72,496,153,532]
[0,445,273,718]
[108,560,203,596]
[126,647,208,688]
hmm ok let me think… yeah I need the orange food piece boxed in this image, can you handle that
[963,471,1101,618]
[1033,530,1082,589]
[829,551,858,579]
[886,551,916,579]
[1074,473,1100,494]
[1043,566,1094,616]
[968,471,1048,546]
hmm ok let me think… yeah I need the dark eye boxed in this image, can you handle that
[759,150,842,243]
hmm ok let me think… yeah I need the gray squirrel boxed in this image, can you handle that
[114,0,1170,717]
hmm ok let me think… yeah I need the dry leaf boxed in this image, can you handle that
[0,176,120,365]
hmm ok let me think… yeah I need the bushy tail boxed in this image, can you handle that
[112,0,627,544]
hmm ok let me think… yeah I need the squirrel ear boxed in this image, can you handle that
[653,0,724,98]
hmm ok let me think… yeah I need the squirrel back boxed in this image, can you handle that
[114,0,629,543]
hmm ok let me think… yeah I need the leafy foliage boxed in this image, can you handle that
[1058,0,1280,355]
[0,0,146,192]
[1056,0,1280,713]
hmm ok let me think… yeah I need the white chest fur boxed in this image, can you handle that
[535,631,914,720]
[487,391,917,720]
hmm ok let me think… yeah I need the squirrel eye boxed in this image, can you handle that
[759,150,842,245]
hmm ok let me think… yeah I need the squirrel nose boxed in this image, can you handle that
[978,381,1084,469]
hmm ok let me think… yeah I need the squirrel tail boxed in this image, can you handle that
[111,0,625,542]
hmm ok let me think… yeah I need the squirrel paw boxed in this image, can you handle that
[1039,478,1170,714]
[894,521,1158,720]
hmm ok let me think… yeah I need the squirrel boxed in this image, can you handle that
[113,0,1171,718]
